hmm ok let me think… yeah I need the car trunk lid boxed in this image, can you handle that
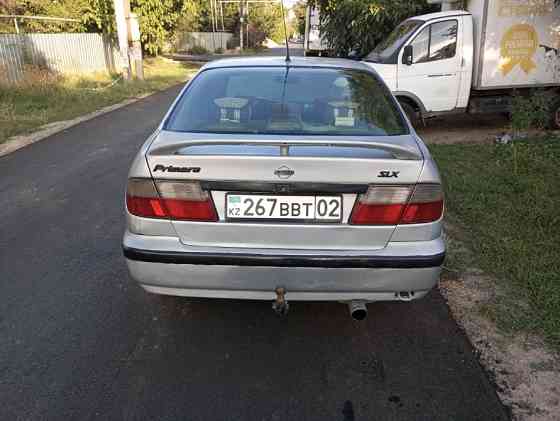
[146,131,424,250]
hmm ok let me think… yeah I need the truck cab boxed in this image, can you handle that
[363,4,560,128]
[362,11,473,121]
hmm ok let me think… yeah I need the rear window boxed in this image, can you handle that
[164,67,408,136]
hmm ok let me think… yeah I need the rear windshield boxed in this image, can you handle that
[164,67,408,136]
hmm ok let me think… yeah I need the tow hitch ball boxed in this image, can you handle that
[272,286,289,316]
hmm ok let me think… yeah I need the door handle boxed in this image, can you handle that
[427,73,453,78]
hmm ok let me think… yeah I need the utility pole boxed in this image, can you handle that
[113,0,131,80]
[128,13,144,80]
[210,0,216,51]
[113,0,143,80]
[245,0,249,49]
[239,1,244,50]
[220,1,225,31]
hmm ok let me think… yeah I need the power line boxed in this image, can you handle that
[0,15,80,22]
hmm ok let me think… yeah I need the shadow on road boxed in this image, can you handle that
[98,289,508,420]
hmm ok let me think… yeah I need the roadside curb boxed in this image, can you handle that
[168,52,273,62]
[0,93,154,158]
[168,53,218,62]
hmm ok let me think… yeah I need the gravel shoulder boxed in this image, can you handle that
[417,113,511,144]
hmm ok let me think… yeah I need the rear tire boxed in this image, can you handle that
[399,100,420,128]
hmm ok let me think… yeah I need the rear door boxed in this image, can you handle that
[397,18,462,112]
[146,133,424,251]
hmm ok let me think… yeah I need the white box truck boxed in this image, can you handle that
[363,0,560,128]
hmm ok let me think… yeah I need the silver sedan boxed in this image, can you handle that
[123,57,445,320]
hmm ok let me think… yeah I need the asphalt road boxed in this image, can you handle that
[261,42,304,56]
[0,85,509,421]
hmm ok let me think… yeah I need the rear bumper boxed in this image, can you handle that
[123,231,444,302]
[123,247,445,269]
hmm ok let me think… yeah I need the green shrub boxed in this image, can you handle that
[226,36,239,50]
[214,47,224,54]
[511,90,553,136]
[189,45,208,55]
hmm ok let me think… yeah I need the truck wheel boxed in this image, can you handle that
[551,98,560,130]
[399,100,420,127]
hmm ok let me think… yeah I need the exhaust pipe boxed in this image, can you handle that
[348,301,368,321]
[397,291,415,301]
[272,286,289,316]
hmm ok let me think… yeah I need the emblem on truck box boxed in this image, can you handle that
[378,171,400,178]
[153,164,201,173]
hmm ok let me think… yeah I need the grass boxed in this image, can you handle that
[0,57,201,143]
[430,137,560,349]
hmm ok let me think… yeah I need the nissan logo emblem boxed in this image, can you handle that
[274,166,295,179]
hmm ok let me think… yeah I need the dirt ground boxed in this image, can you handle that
[440,226,560,421]
[417,113,511,144]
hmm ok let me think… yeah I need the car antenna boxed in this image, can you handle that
[280,0,290,62]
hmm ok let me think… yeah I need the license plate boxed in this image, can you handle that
[226,194,342,222]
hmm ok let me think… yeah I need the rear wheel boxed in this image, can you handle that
[399,100,420,128]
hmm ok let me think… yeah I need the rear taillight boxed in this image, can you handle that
[126,179,167,218]
[401,184,444,224]
[350,186,412,225]
[126,179,218,222]
[350,184,443,225]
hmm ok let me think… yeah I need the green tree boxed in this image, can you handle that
[0,0,115,34]
[247,3,285,47]
[132,0,181,55]
[292,0,306,36]
[311,0,434,56]
[82,0,116,34]
[175,0,202,34]
[0,0,91,33]
[0,0,182,55]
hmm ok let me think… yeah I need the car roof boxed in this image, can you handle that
[409,10,471,22]
[202,56,374,72]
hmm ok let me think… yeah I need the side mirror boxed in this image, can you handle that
[403,45,413,66]
[347,50,361,61]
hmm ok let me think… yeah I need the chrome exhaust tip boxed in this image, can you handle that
[396,291,415,301]
[348,301,368,321]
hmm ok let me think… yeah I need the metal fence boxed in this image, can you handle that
[175,32,233,53]
[0,33,123,84]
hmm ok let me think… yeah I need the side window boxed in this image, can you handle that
[430,21,458,60]
[411,27,430,63]
[409,20,458,64]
